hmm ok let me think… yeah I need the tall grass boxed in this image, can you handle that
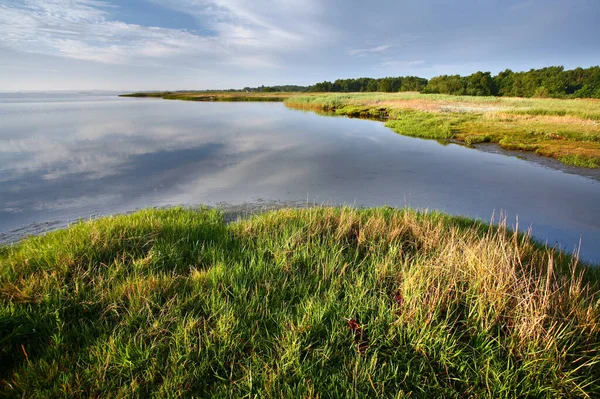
[2,207,599,397]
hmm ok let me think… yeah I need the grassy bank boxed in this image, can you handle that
[121,91,600,168]
[120,92,294,102]
[2,207,599,397]
[284,93,600,168]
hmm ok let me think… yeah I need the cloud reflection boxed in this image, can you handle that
[1,96,600,263]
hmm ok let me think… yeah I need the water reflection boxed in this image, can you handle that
[1,95,599,263]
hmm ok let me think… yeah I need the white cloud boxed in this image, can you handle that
[347,44,394,57]
[0,1,222,64]
[150,0,329,48]
[1,0,598,90]
[0,0,333,69]
[380,59,425,68]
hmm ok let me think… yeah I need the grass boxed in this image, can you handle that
[284,93,600,168]
[558,154,600,169]
[385,111,476,140]
[2,207,600,397]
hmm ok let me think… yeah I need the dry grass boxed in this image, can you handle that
[2,207,598,397]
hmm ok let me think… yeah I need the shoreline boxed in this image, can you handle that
[0,200,309,246]
[120,91,600,170]
[2,202,599,266]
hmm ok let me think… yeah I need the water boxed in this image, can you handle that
[1,94,599,263]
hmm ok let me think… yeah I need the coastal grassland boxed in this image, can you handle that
[120,91,296,102]
[2,207,600,398]
[284,93,600,168]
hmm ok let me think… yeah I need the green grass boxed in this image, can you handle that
[464,135,492,146]
[284,93,600,168]
[559,154,600,168]
[385,111,475,140]
[498,138,540,152]
[2,207,600,397]
[284,92,600,121]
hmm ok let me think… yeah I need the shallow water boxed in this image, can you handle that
[1,94,599,263]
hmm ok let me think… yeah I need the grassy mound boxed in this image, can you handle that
[1,207,599,397]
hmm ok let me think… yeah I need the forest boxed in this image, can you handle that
[245,66,600,98]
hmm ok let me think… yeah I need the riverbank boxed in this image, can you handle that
[285,93,600,168]
[2,207,599,397]
[122,91,600,168]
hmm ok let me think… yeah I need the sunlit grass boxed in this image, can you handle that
[2,207,599,397]
[559,154,600,168]
[285,93,600,168]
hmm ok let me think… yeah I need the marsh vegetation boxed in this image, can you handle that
[123,90,600,168]
[284,93,600,168]
[2,207,600,397]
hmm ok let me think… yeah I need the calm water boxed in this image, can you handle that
[1,94,600,263]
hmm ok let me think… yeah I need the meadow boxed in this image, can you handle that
[2,207,600,397]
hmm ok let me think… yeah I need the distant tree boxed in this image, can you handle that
[520,69,542,97]
[494,69,515,96]
[310,81,333,92]
[242,65,600,98]
[466,71,496,96]
[366,79,378,92]
[573,66,600,98]
[401,76,428,92]
[538,66,568,97]
[566,67,586,94]
[423,75,466,95]
[377,79,390,92]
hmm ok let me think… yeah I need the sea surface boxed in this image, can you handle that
[1,93,599,263]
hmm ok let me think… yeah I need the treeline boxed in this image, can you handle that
[423,66,600,98]
[234,66,600,98]
[309,76,428,93]
[242,85,311,93]
[308,67,600,98]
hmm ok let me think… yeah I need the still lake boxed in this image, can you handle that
[1,93,600,262]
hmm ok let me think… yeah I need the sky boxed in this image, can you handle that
[0,0,599,91]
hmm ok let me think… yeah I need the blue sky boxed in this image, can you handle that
[0,0,599,91]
